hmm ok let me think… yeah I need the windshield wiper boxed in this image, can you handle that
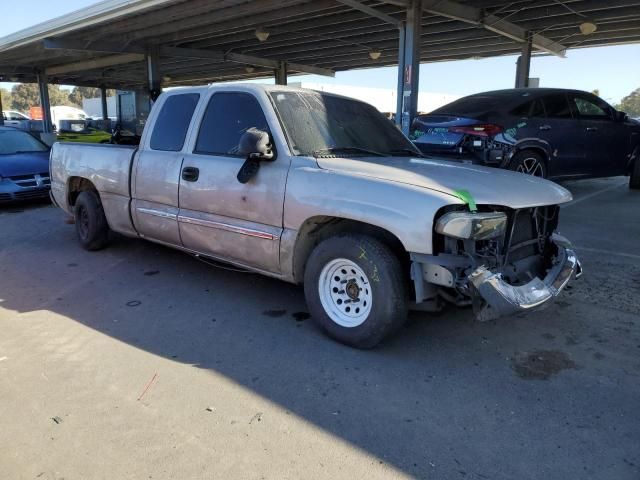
[313,147,386,157]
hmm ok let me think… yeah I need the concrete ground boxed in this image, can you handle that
[0,176,638,480]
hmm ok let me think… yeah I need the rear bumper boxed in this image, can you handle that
[469,241,581,321]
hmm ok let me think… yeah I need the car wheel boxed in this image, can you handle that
[508,151,547,178]
[74,191,110,251]
[630,155,640,190]
[303,234,408,348]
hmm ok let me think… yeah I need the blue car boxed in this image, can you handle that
[411,88,640,188]
[0,127,51,204]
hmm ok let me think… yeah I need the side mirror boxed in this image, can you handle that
[615,110,628,122]
[239,128,274,160]
[237,128,275,184]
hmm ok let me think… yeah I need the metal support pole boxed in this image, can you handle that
[400,0,421,135]
[100,86,110,131]
[395,22,406,127]
[146,46,161,101]
[0,88,4,127]
[275,61,288,85]
[36,70,53,134]
[515,31,532,88]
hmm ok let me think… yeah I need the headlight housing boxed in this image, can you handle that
[436,211,507,241]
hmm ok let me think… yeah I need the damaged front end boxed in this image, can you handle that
[411,204,582,320]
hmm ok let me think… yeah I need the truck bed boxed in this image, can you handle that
[50,142,138,235]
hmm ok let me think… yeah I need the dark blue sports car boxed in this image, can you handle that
[411,88,640,189]
[0,127,51,204]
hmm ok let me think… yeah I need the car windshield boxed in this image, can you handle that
[0,130,48,155]
[269,90,419,157]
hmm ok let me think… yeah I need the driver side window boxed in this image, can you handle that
[194,92,270,157]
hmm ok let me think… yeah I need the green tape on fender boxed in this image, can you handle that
[453,189,477,212]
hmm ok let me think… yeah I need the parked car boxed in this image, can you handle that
[50,84,580,348]
[0,126,51,203]
[411,88,640,189]
[2,110,31,128]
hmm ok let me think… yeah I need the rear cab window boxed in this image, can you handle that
[150,93,200,151]
[194,92,270,157]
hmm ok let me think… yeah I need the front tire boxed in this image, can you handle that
[74,191,110,251]
[508,150,547,178]
[303,234,408,348]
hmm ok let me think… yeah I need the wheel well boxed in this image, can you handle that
[513,146,549,165]
[292,216,409,284]
[67,177,99,207]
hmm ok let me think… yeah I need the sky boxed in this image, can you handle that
[1,0,639,105]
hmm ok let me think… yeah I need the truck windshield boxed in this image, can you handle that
[270,91,419,157]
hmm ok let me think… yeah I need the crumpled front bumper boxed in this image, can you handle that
[469,236,582,321]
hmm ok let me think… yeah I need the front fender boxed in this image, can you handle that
[283,163,462,255]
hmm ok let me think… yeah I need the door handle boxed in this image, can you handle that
[539,125,552,131]
[182,166,199,182]
[586,127,598,132]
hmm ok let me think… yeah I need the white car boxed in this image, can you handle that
[2,110,30,128]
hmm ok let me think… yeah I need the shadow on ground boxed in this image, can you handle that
[1,182,639,479]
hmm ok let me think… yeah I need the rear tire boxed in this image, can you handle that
[74,191,110,251]
[508,150,547,178]
[630,155,640,190]
[303,234,408,349]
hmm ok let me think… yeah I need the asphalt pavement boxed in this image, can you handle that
[0,176,638,480]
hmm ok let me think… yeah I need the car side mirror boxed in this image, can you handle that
[615,110,628,122]
[237,128,275,184]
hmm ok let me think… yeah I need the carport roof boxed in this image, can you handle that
[0,0,639,89]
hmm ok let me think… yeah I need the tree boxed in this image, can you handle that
[591,89,600,97]
[10,83,77,112]
[616,87,640,117]
[68,86,116,107]
[0,88,14,113]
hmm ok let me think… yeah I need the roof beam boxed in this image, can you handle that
[46,53,145,75]
[42,38,334,78]
[334,0,401,27]
[422,0,566,56]
[381,0,567,56]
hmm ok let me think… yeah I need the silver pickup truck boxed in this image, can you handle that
[50,84,581,348]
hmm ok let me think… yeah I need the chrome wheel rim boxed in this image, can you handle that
[318,258,373,328]
[516,157,544,177]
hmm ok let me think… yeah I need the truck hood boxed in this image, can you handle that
[316,156,572,209]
